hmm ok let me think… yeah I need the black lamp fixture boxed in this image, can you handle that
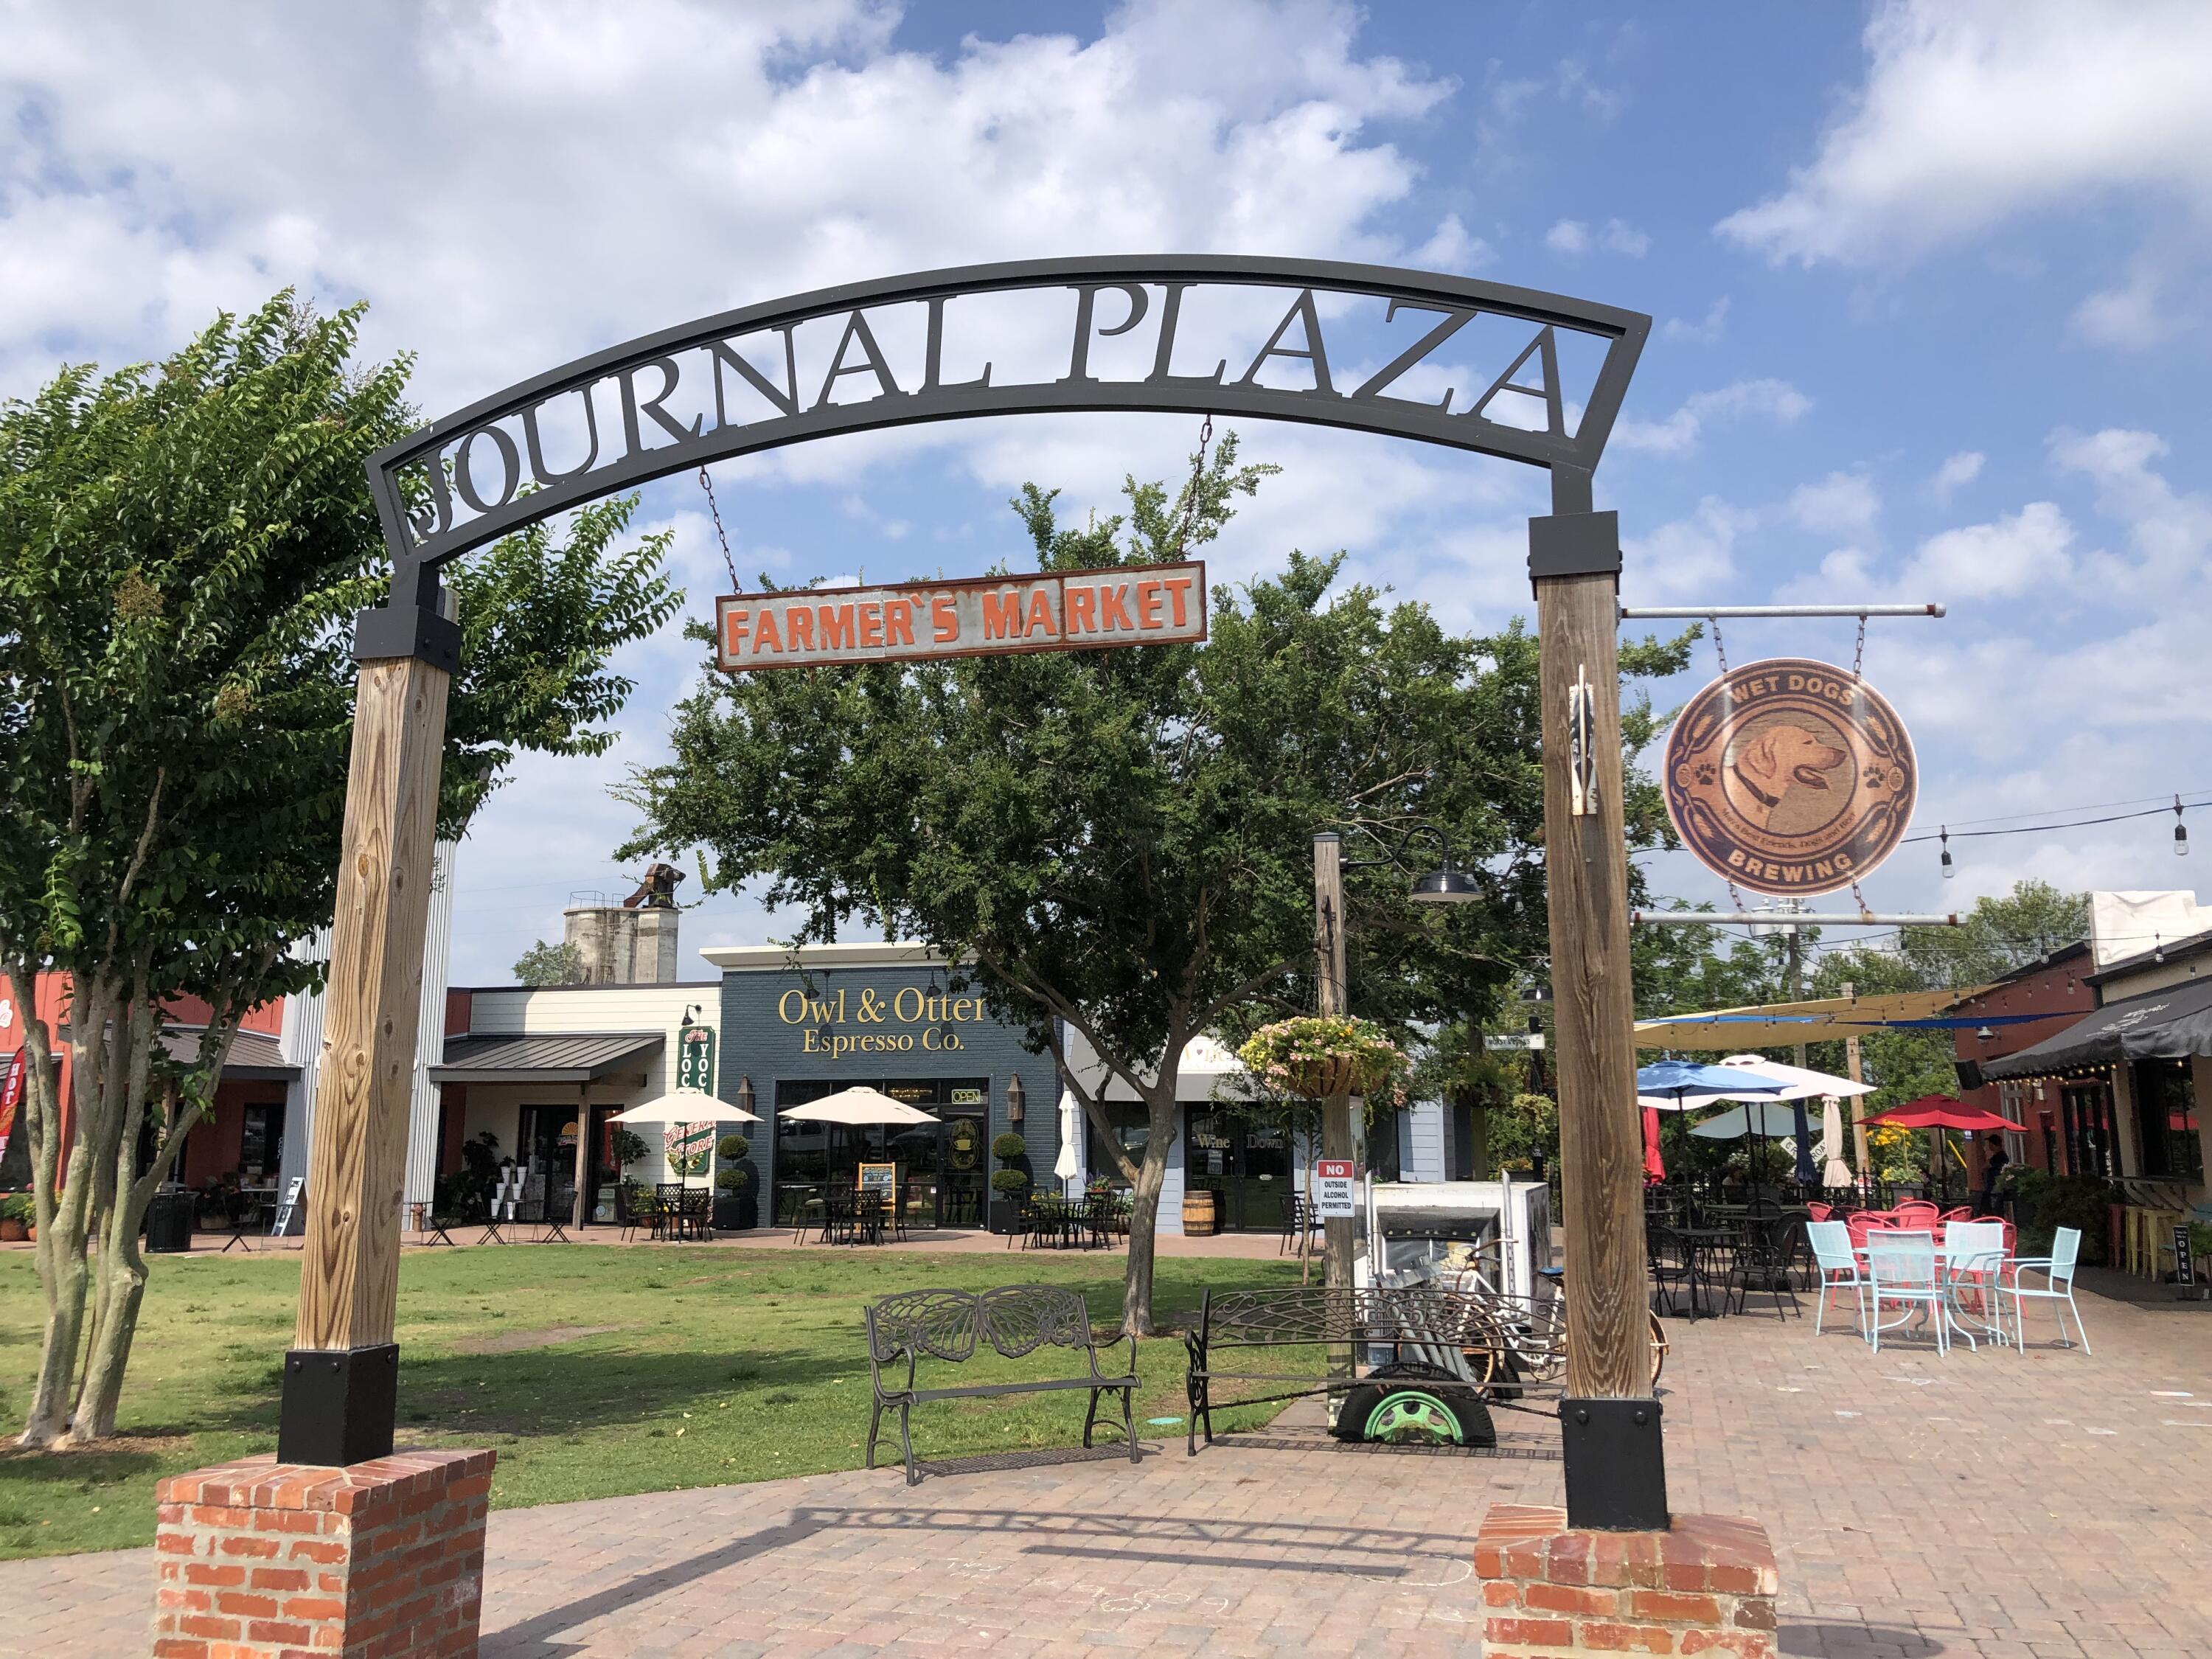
[1006,1072,1026,1124]
[1939,825,1955,880]
[1399,823,1481,905]
[736,1074,756,1118]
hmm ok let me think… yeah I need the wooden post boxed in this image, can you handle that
[572,1085,591,1231]
[1843,981,1871,1185]
[1531,490,1664,1528]
[282,650,451,1466]
[1313,834,1352,1291]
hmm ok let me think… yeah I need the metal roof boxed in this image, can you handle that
[429,1031,662,1085]
[159,1026,298,1082]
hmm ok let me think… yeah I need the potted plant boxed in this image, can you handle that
[1236,1015,1411,1105]
[0,1192,31,1243]
[712,1134,756,1230]
[988,1130,1031,1234]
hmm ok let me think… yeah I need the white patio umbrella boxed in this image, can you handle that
[609,1091,760,1192]
[776,1085,937,1126]
[1056,1090,1084,1195]
[1717,1054,1873,1188]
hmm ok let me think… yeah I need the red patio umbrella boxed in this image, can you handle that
[1643,1107,1666,1183]
[1863,1095,2025,1133]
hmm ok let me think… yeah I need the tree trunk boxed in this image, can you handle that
[1119,1088,1178,1337]
[20,1134,98,1447]
[72,1204,152,1442]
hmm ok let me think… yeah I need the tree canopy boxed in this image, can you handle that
[0,295,681,1446]
[622,437,1691,1329]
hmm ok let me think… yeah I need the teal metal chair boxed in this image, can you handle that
[2002,1225,2091,1354]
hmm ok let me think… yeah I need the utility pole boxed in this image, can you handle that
[1312,832,1352,1293]
[1530,482,1663,1529]
[1843,980,1870,1185]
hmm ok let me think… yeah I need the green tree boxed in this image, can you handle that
[514,939,585,987]
[0,296,681,1447]
[622,439,1688,1332]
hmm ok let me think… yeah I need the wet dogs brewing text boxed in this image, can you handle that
[717,560,1205,672]
[1662,656,1917,898]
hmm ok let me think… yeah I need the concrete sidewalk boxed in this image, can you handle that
[9,1276,2211,1657]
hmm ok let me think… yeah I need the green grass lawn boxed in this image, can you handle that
[0,1244,1298,1559]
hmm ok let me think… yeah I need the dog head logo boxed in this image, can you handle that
[1663,658,1916,897]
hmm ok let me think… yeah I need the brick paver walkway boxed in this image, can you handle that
[8,1274,2209,1657]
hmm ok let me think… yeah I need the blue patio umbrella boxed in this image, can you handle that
[1635,1060,1789,1109]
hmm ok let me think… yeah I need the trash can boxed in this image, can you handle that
[145,1189,196,1253]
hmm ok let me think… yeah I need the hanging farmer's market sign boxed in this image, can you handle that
[715,560,1205,671]
[1663,656,1917,897]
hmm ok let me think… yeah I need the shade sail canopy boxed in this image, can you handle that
[1864,1095,2025,1133]
[609,1091,760,1124]
[779,1085,938,1125]
[429,1031,661,1085]
[1690,1101,1815,1139]
[1635,987,2006,1050]
[1636,1059,1788,1110]
[1716,1054,1875,1099]
[1980,973,2212,1082]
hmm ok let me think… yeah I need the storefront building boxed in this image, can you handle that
[1981,926,2211,1210]
[1950,941,2096,1180]
[704,943,1059,1230]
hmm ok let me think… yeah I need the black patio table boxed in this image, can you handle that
[1674,1225,1745,1318]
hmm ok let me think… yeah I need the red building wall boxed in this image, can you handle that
[1951,945,2094,1177]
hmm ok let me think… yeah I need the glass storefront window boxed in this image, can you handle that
[1085,1102,1149,1187]
[773,1076,991,1228]
[239,1103,285,1179]
[2135,1060,2202,1180]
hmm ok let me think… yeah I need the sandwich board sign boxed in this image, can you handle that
[1315,1158,1357,1219]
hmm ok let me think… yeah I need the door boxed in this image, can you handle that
[518,1104,580,1222]
[1182,1110,1293,1231]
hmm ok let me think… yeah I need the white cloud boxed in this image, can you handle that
[1611,379,1811,456]
[1896,502,2076,600]
[1717,0,2212,265]
[1544,216,1647,257]
[1660,296,1730,344]
[1930,450,1983,504]
[2069,261,2190,349]
[1410,212,1495,272]
[2049,426,2212,594]
[1787,471,1881,540]
[1620,497,1756,603]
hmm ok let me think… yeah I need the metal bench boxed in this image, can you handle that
[1183,1285,1509,1454]
[864,1286,1140,1485]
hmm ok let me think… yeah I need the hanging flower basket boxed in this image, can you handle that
[1237,1015,1410,1106]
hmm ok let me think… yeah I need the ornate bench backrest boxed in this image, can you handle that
[1202,1285,1503,1348]
[976,1285,1095,1358]
[867,1290,983,1365]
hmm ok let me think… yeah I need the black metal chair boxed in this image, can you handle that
[1732,1215,1804,1318]
[1647,1224,1703,1318]
[1279,1195,1322,1256]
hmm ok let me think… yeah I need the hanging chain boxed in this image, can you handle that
[1173,413,1214,555]
[699,465,742,593]
[1708,613,1728,675]
[1850,879,1873,918]
[1727,877,1747,912]
[1851,613,1868,680]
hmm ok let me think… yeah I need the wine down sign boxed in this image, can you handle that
[362,257,1647,603]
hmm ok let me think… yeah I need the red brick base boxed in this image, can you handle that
[1475,1504,1778,1658]
[153,1448,495,1658]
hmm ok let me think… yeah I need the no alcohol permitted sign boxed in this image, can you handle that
[1315,1158,1357,1219]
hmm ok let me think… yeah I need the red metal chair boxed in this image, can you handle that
[1895,1199,1941,1228]
[1806,1201,1834,1222]
[1846,1211,1896,1251]
[1938,1206,1972,1223]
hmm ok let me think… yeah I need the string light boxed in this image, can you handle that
[2177,796,2191,858]
[1939,826,1955,880]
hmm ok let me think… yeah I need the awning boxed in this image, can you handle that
[1980,975,2212,1082]
[1635,986,1996,1050]
[160,1026,299,1082]
[429,1032,662,1085]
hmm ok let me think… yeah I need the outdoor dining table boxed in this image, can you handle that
[1854,1233,2011,1349]
[1672,1225,1742,1319]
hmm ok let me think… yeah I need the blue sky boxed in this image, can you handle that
[4,1,2207,985]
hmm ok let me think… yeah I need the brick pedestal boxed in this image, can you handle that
[153,1449,495,1658]
[1475,1504,1778,1658]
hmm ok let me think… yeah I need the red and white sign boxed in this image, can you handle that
[716,560,1206,672]
[1315,1158,1357,1220]
[0,1046,25,1168]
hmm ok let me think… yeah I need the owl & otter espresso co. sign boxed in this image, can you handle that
[777,982,991,1058]
[1662,657,1917,897]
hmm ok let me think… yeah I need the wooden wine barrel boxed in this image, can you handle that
[1182,1189,1219,1237]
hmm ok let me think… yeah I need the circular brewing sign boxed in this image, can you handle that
[1662,657,1916,898]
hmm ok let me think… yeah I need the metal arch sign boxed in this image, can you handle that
[1662,657,1919,897]
[361,256,1650,591]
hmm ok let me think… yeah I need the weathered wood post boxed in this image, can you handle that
[1529,469,1666,1528]
[280,594,457,1465]
[1312,832,1353,1295]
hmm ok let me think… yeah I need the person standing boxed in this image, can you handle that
[1975,1137,2011,1217]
